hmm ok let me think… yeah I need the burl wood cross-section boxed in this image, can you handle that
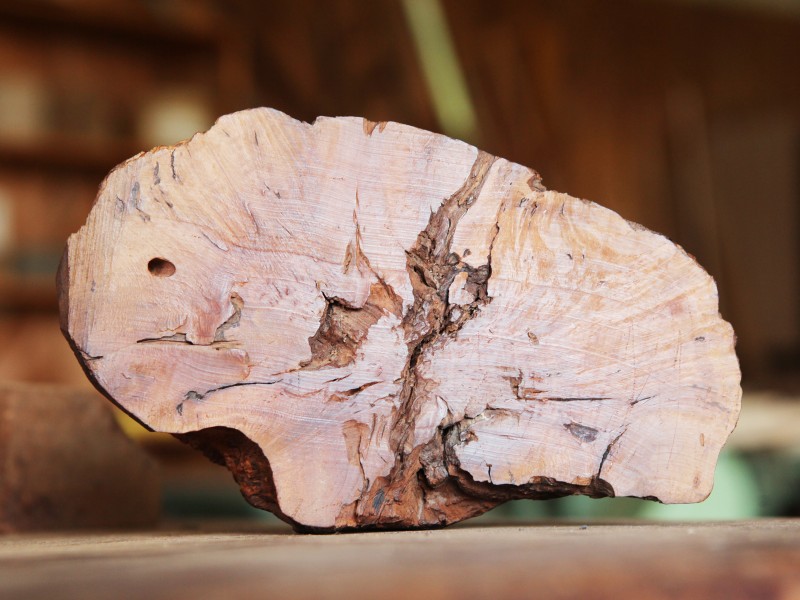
[59,108,741,532]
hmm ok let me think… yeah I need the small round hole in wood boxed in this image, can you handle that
[147,257,176,277]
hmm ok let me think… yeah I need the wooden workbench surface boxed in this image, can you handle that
[1,520,798,599]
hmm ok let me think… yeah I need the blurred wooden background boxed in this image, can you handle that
[1,0,798,385]
[0,0,798,519]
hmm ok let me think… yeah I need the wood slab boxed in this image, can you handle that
[59,108,741,531]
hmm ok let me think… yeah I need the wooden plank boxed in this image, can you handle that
[0,520,797,599]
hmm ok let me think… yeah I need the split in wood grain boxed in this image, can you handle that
[59,108,741,531]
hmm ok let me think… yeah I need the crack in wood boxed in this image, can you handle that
[59,109,740,533]
[184,379,283,402]
[213,294,244,342]
[597,427,628,480]
[339,151,500,527]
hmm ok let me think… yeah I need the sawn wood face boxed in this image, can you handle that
[59,108,741,531]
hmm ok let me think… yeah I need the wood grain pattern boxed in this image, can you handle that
[1,521,798,600]
[59,108,741,531]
